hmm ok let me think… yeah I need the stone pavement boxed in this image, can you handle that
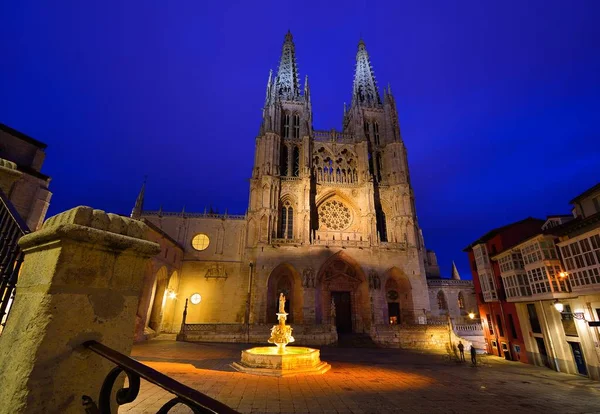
[119,338,600,414]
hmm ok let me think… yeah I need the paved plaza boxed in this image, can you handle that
[120,337,600,414]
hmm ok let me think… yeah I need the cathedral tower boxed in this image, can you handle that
[247,31,313,247]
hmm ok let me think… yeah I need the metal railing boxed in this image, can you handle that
[0,188,29,334]
[82,340,239,414]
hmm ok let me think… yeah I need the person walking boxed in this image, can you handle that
[457,341,465,362]
[470,345,477,366]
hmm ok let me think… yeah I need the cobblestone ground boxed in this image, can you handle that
[120,338,600,414]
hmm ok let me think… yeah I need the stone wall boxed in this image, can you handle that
[370,324,452,351]
[179,323,337,346]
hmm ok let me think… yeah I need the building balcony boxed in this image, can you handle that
[313,129,355,144]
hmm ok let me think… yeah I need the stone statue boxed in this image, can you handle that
[330,297,336,320]
[279,293,286,314]
[302,267,315,288]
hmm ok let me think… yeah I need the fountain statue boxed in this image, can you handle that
[268,293,295,353]
[231,292,331,377]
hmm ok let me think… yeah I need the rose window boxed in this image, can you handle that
[319,200,352,230]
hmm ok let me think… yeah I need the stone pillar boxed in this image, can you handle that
[0,206,160,414]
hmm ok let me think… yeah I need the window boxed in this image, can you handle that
[496,314,505,337]
[191,234,210,251]
[282,113,290,138]
[280,145,289,176]
[527,303,541,333]
[292,146,300,177]
[293,114,300,138]
[437,291,448,311]
[279,200,293,239]
[561,304,578,337]
[458,292,465,310]
[374,121,380,145]
[486,314,494,335]
[376,153,383,182]
[508,314,518,338]
[593,196,600,213]
[364,121,370,140]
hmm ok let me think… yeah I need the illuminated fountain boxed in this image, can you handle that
[232,293,331,377]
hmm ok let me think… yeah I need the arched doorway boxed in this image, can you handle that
[384,267,414,324]
[316,252,369,333]
[148,266,168,332]
[385,277,401,324]
[266,264,302,323]
[161,271,180,333]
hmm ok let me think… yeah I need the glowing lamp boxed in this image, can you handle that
[559,271,568,279]
[553,300,564,313]
[167,290,177,300]
[190,293,202,305]
[468,312,475,320]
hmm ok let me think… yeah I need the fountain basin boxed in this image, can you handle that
[231,346,331,377]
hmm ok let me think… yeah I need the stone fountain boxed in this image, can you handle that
[232,293,331,377]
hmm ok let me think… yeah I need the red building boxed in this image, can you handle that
[463,217,545,362]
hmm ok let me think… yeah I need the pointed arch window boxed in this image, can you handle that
[292,146,300,176]
[280,144,289,176]
[283,113,290,138]
[279,200,294,239]
[293,114,300,138]
[376,209,387,242]
[374,121,380,145]
[376,152,383,182]
[437,291,448,311]
[458,292,466,313]
[364,120,370,140]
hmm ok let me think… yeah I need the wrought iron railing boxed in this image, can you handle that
[82,340,239,414]
[0,188,29,334]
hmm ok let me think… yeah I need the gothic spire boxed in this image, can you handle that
[130,177,146,220]
[275,30,301,101]
[264,69,273,106]
[352,39,381,108]
[451,261,461,280]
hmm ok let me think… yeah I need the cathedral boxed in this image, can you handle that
[135,32,472,343]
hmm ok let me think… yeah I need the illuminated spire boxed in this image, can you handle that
[275,30,301,101]
[451,261,461,280]
[352,39,381,108]
[130,177,146,220]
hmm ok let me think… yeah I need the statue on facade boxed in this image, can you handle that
[369,270,381,290]
[278,292,286,314]
[302,267,315,288]
[330,297,336,321]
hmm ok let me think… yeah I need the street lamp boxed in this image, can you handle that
[559,271,569,279]
[468,312,475,320]
[553,300,585,320]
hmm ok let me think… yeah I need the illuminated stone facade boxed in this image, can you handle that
[138,33,448,342]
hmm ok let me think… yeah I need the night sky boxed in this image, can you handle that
[1,1,599,279]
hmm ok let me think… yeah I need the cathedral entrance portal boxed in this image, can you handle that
[317,252,370,333]
[332,291,352,333]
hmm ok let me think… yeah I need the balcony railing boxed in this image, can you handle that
[313,129,355,143]
[82,340,239,414]
[0,188,29,334]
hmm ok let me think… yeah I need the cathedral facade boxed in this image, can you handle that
[138,32,448,341]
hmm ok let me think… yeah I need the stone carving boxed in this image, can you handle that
[302,267,315,288]
[205,263,227,279]
[368,270,381,290]
[318,200,352,230]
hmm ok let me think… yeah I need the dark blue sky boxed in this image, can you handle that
[1,1,599,279]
